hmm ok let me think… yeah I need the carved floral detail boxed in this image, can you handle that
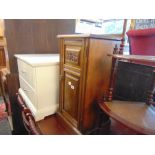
[66,50,79,64]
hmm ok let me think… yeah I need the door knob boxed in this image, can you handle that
[71,85,74,90]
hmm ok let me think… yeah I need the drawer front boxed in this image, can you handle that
[17,59,36,88]
[61,71,81,128]
[63,40,85,70]
[17,59,26,76]
[65,45,82,67]
[19,76,36,108]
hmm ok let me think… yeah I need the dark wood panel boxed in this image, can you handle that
[4,19,75,73]
[6,73,28,134]
[56,19,75,35]
[63,72,80,122]
[0,46,6,67]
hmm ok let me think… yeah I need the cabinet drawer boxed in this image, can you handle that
[64,41,84,69]
[17,59,36,88]
[19,76,36,108]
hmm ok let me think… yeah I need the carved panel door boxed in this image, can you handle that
[60,40,85,128]
[61,71,81,128]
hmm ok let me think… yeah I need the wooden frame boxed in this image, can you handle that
[97,54,155,135]
[108,55,155,105]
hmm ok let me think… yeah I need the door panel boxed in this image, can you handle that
[62,71,81,127]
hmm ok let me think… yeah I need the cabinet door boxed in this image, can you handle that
[61,71,81,128]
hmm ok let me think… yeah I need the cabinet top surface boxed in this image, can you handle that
[57,34,122,41]
[14,54,60,67]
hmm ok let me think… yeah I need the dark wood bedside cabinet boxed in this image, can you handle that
[57,34,122,134]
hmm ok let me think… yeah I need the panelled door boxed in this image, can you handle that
[60,38,86,128]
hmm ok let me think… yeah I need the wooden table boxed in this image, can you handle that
[99,100,155,135]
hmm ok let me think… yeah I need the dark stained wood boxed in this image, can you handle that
[108,58,118,102]
[0,68,10,113]
[149,71,155,106]
[21,110,41,135]
[37,114,71,135]
[0,46,6,67]
[99,100,155,135]
[58,34,121,134]
[56,19,76,35]
[6,73,28,134]
[4,19,75,73]
[119,19,127,54]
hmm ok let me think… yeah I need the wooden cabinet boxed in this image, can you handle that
[57,34,121,134]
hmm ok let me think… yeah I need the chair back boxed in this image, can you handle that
[22,109,41,135]
[126,28,155,66]
[127,28,155,55]
[16,93,42,135]
[112,60,155,103]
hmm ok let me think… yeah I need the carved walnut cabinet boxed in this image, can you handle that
[57,34,121,134]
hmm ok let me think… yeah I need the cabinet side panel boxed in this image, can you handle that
[36,65,59,117]
[82,38,120,133]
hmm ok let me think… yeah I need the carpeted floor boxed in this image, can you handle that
[0,96,12,135]
[0,96,3,104]
[0,118,12,135]
[0,103,7,120]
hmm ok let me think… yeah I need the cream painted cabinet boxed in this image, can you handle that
[15,54,59,121]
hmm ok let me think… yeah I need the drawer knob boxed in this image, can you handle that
[71,85,74,90]
[23,88,29,92]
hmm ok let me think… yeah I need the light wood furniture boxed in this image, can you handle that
[98,54,155,135]
[15,54,60,121]
[57,34,122,134]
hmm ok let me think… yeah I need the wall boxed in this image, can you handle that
[4,19,75,73]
